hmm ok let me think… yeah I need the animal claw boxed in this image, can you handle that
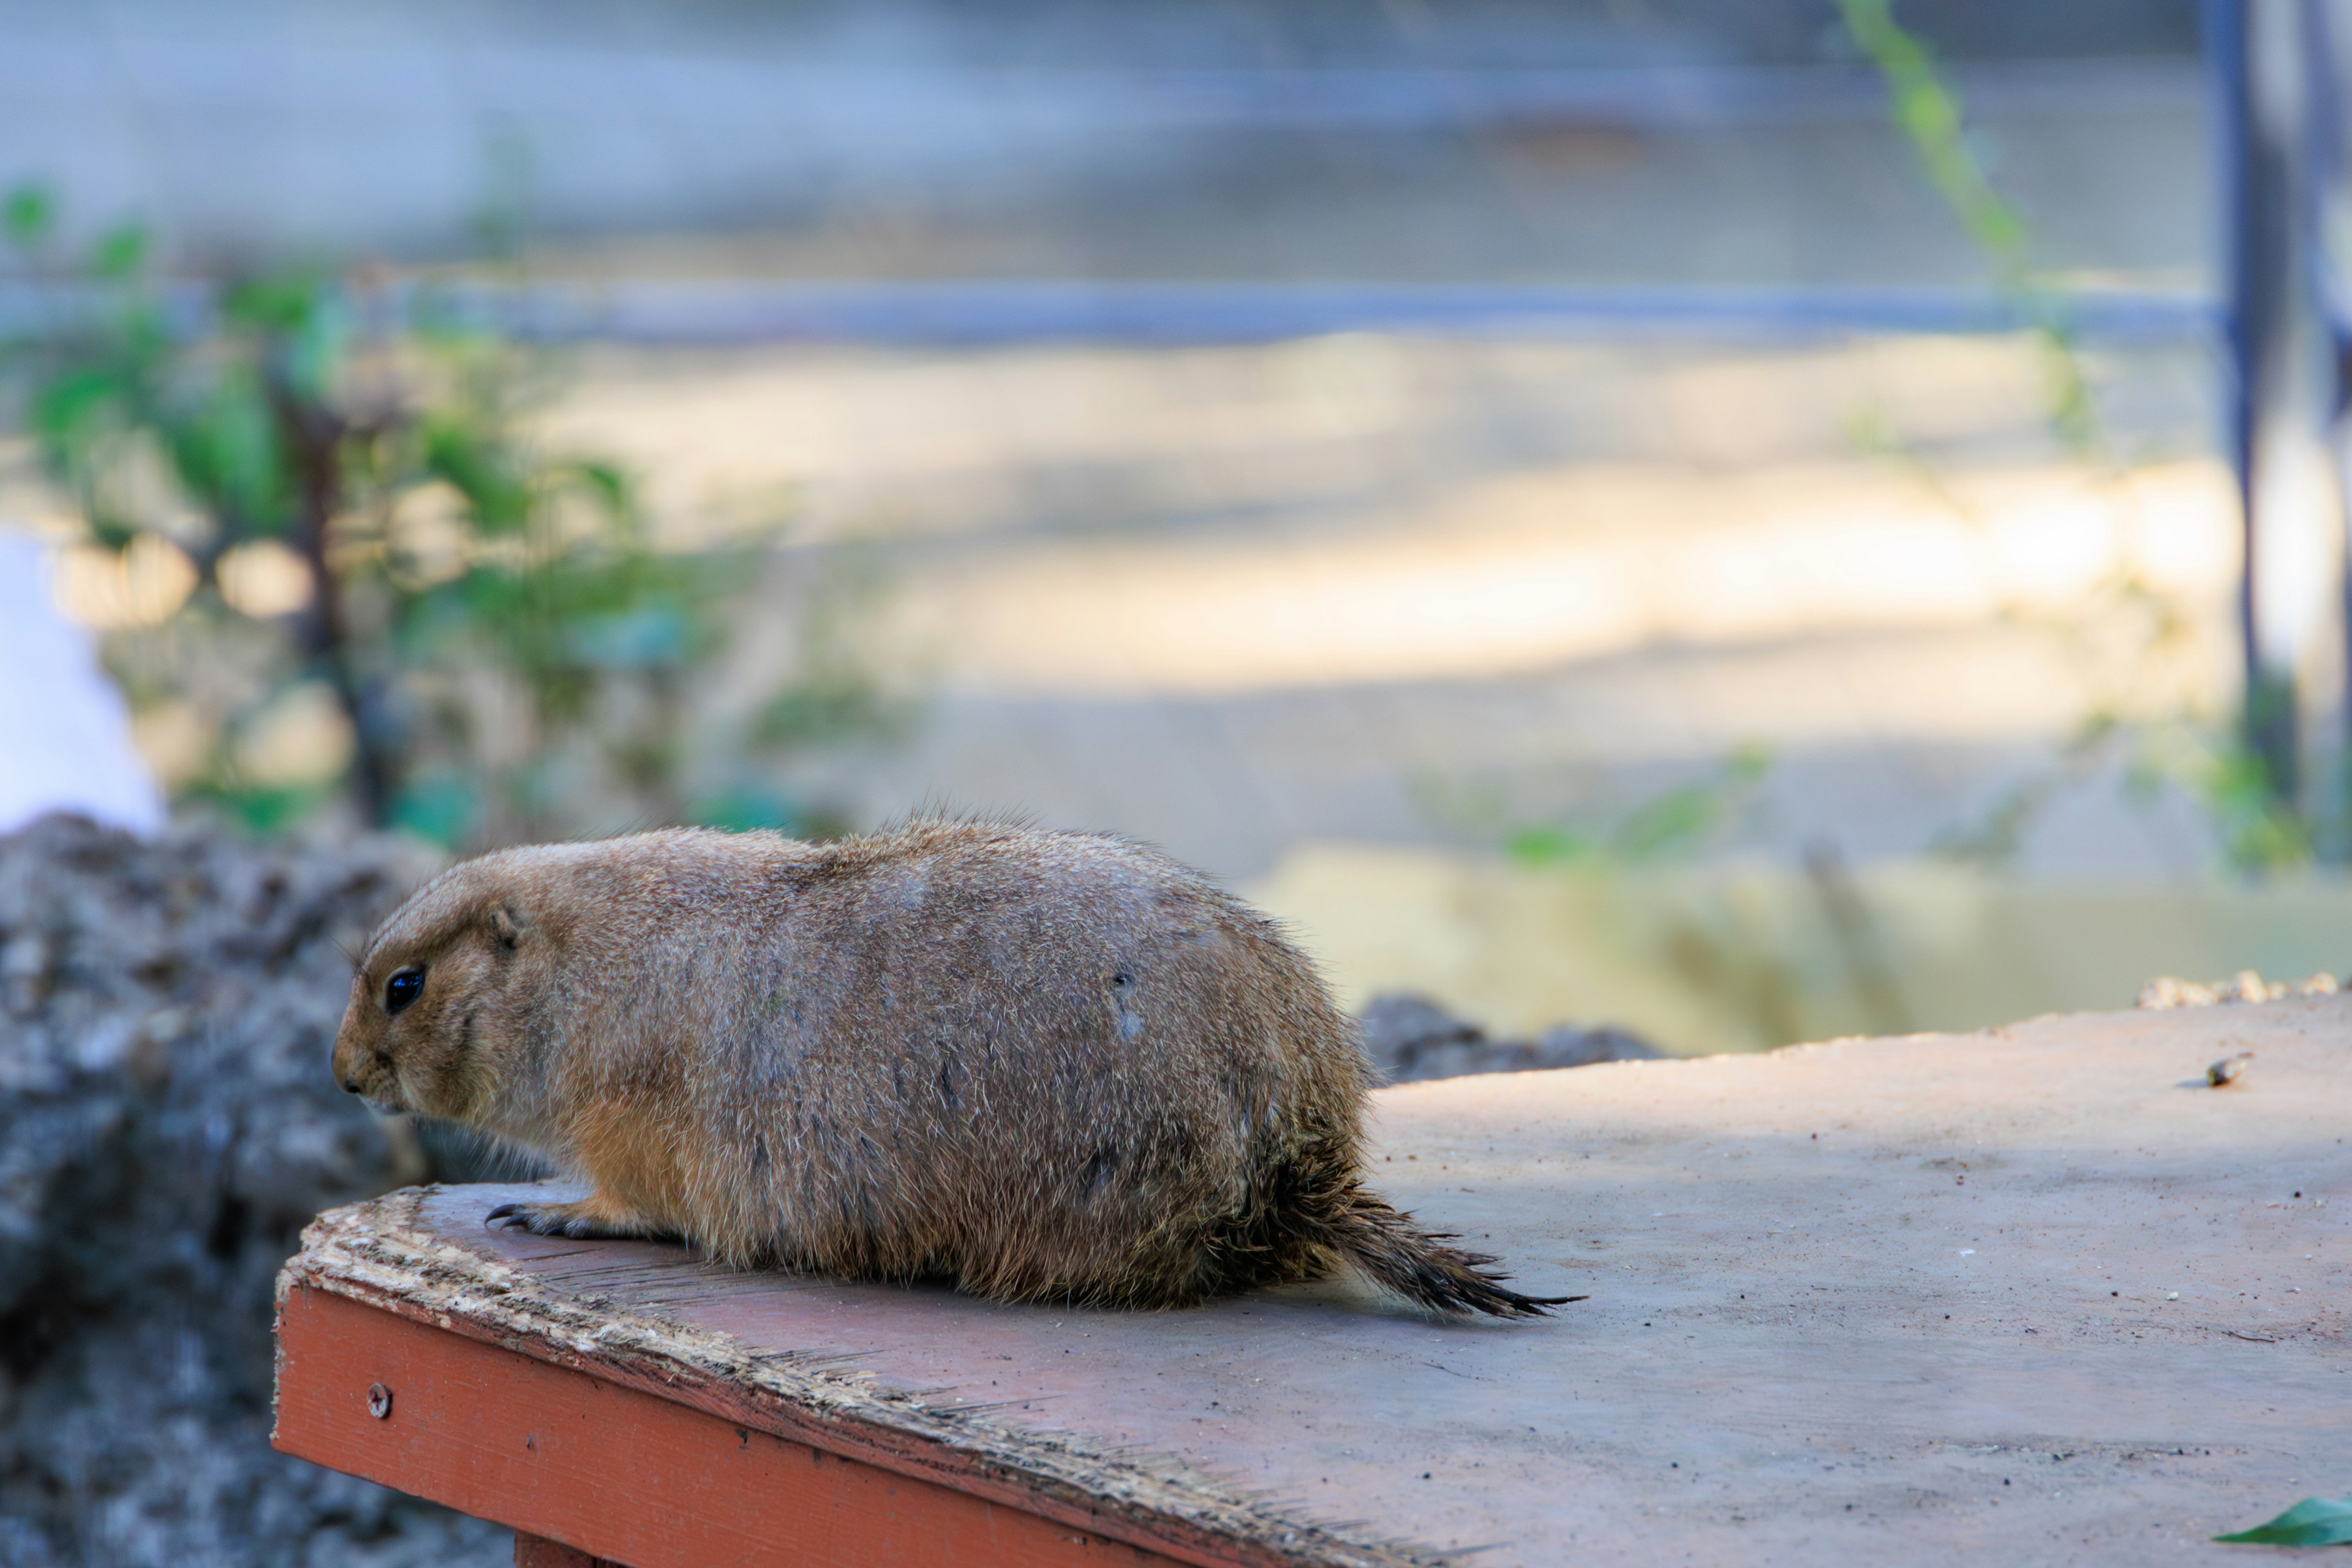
[484,1200,556,1235]
[484,1196,656,1242]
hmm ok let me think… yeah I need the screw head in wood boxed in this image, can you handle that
[367,1382,393,1419]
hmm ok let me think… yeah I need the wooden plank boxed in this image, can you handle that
[274,1285,1183,1568]
[276,995,2352,1565]
[275,1234,1351,1568]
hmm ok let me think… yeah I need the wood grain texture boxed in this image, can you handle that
[270,1195,1404,1568]
[276,1286,1186,1568]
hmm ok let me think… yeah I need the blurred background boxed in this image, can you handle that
[8,2,2352,1563]
[11,0,2350,1055]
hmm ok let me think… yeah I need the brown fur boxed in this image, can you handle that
[331,821,1570,1317]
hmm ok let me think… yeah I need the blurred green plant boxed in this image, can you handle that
[2,187,894,846]
[1835,0,2095,454]
[1506,745,1773,869]
[1840,4,2312,876]
[2131,725,2315,876]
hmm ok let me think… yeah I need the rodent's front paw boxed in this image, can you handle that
[485,1199,628,1239]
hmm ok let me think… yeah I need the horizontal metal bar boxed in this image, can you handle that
[0,279,2215,347]
[0,49,2200,137]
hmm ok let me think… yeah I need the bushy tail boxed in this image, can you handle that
[1317,1185,1583,1319]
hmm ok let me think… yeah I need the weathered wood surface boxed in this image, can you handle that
[276,996,2351,1566]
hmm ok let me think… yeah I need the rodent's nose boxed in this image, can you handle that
[341,1077,363,1094]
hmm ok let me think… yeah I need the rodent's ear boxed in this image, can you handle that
[489,903,529,951]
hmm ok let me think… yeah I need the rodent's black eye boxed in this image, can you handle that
[383,967,425,1015]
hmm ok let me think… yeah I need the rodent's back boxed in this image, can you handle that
[538,822,1368,1300]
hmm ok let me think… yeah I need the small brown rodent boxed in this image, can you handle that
[332,821,1570,1317]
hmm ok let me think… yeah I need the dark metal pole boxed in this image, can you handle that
[2214,0,2257,522]
[2304,0,2352,846]
[2211,0,2307,809]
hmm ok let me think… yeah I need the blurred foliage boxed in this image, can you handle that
[1842,4,2313,878]
[1506,746,1773,869]
[1486,748,1940,1051]
[2,187,895,847]
[2132,725,2315,876]
[1836,0,2094,453]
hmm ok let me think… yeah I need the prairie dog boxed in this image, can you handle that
[332,821,1569,1317]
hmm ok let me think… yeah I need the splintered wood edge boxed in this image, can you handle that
[274,1188,1438,1568]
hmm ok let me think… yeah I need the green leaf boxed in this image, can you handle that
[1506,826,1593,867]
[224,271,326,333]
[168,369,291,532]
[29,364,130,448]
[89,223,149,281]
[3,184,53,248]
[571,459,632,513]
[2215,1496,2352,1546]
[423,418,530,533]
[1610,745,1774,861]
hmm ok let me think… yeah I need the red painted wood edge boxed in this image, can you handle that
[276,1265,1351,1568]
[275,1283,1189,1568]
